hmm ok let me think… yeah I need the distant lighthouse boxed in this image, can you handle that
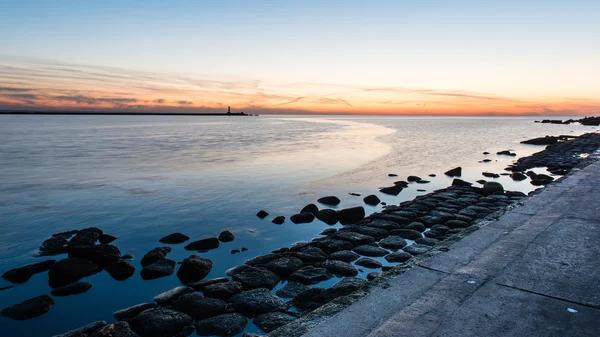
[227,106,231,114]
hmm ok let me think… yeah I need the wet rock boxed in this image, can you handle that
[289,247,327,264]
[232,266,280,290]
[254,311,297,333]
[289,265,333,285]
[511,172,528,181]
[188,277,230,291]
[55,321,107,337]
[338,206,365,225]
[184,238,220,251]
[497,150,516,156]
[445,220,470,228]
[333,231,376,245]
[405,222,426,232]
[2,260,56,283]
[271,216,285,225]
[218,230,235,242]
[415,237,439,246]
[159,233,190,244]
[48,257,100,288]
[389,229,422,240]
[204,281,243,300]
[379,236,408,249]
[68,227,103,247]
[290,212,315,224]
[293,288,339,311]
[367,272,382,281]
[332,277,367,294]
[245,254,280,266]
[173,293,229,319]
[121,254,134,260]
[416,180,430,184]
[154,286,194,305]
[1,295,54,320]
[0,285,14,291]
[365,219,399,230]
[394,181,409,188]
[140,259,176,280]
[316,209,339,225]
[354,258,382,269]
[99,234,117,245]
[313,236,353,253]
[388,173,398,177]
[506,190,527,197]
[329,250,360,262]
[444,167,462,177]
[342,226,389,240]
[385,251,412,263]
[68,244,121,267]
[140,247,172,267]
[483,181,504,195]
[403,244,432,255]
[320,228,337,235]
[380,186,402,195]
[257,210,269,219]
[317,196,341,206]
[51,281,92,296]
[95,321,139,337]
[482,172,500,178]
[300,204,319,215]
[196,313,248,336]
[363,194,381,206]
[230,288,285,317]
[225,265,250,277]
[482,159,492,163]
[130,307,193,337]
[325,260,358,276]
[106,260,136,281]
[177,255,213,284]
[349,192,361,196]
[352,245,389,257]
[114,302,158,321]
[265,256,303,277]
[452,179,472,187]
[407,176,422,182]
[276,282,308,298]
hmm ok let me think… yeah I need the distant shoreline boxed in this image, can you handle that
[0,111,253,116]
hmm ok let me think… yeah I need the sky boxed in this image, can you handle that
[0,0,599,115]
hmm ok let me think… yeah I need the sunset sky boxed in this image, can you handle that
[1,0,599,115]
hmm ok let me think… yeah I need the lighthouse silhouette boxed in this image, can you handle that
[227,106,231,114]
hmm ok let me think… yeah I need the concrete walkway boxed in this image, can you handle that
[303,161,600,337]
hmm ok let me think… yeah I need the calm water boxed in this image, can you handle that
[0,115,595,336]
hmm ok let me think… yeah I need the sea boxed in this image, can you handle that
[0,115,596,336]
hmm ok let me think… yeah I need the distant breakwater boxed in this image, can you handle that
[0,111,255,116]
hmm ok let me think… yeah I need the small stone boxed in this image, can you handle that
[444,167,462,177]
[177,255,213,284]
[257,210,269,219]
[159,233,190,244]
[363,194,381,206]
[106,260,136,281]
[380,186,401,195]
[218,230,235,242]
[271,216,285,224]
[300,203,319,215]
[290,212,315,224]
[316,209,339,225]
[140,247,172,267]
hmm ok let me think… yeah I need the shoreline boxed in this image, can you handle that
[2,131,600,337]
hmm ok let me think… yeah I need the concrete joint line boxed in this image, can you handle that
[495,282,600,311]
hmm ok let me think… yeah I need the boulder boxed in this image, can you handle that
[265,256,303,277]
[38,231,77,256]
[329,250,360,262]
[452,179,472,187]
[140,247,172,267]
[230,288,285,317]
[196,313,248,336]
[380,186,402,195]
[256,210,269,219]
[483,182,504,195]
[288,266,333,285]
[68,227,103,247]
[184,238,220,251]
[172,293,229,319]
[325,260,358,276]
[276,282,308,298]
[389,229,422,240]
[48,257,100,288]
[333,231,376,245]
[177,255,213,284]
[394,181,409,188]
[444,167,462,177]
[405,222,426,232]
[300,204,319,215]
[271,216,285,225]
[416,237,440,246]
[245,253,280,266]
[95,321,139,337]
[363,194,381,206]
[232,266,280,290]
[2,260,56,283]
[338,206,365,225]
[253,311,297,333]
[130,307,193,337]
[407,176,422,182]
[140,259,176,280]
[203,281,243,300]
[317,196,341,206]
[68,244,121,266]
[379,236,408,249]
[316,209,339,225]
[354,258,382,269]
[290,212,315,224]
[98,234,117,245]
[188,277,230,291]
[51,281,92,296]
[218,230,235,242]
[1,295,54,320]
[511,172,528,181]
[385,251,412,263]
[403,244,432,255]
[106,260,136,281]
[154,286,194,305]
[159,233,189,244]
[114,302,158,321]
[352,245,389,257]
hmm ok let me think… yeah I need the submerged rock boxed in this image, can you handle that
[317,196,341,206]
[218,230,235,242]
[230,288,285,317]
[130,307,193,337]
[159,233,189,244]
[177,255,213,284]
[48,257,100,288]
[51,281,92,296]
[196,313,248,336]
[140,259,176,280]
[184,238,220,251]
[1,295,54,320]
[2,260,56,283]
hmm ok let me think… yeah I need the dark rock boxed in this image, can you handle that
[497,150,516,156]
[48,257,100,288]
[320,228,337,235]
[55,321,107,337]
[245,254,280,266]
[389,229,422,240]
[257,210,269,219]
[188,277,230,292]
[1,295,54,320]
[289,265,333,285]
[363,194,381,206]
[276,282,308,298]
[300,204,319,215]
[99,234,117,245]
[352,245,389,257]
[114,302,158,321]
[511,172,528,181]
[231,249,241,254]
[405,222,426,232]
[95,321,139,337]
[349,192,361,196]
[416,180,430,184]
[354,258,382,269]
[332,277,367,294]
[452,179,472,187]
[407,176,422,182]
[68,227,103,247]
[394,180,409,188]
[196,313,247,336]
[289,246,327,264]
[367,272,382,281]
[445,220,470,228]
[122,254,134,260]
[476,179,487,184]
[403,244,432,255]
[218,230,235,242]
[293,288,339,311]
[329,250,360,262]
[482,159,492,163]
[482,172,500,178]
[225,265,250,277]
[379,236,408,249]
[159,233,190,244]
[253,311,296,333]
[130,307,193,337]
[444,167,462,177]
[140,259,176,280]
[325,260,358,276]
[204,281,243,300]
[380,186,402,195]
[140,247,172,267]
[2,260,56,283]
[0,285,14,291]
[385,251,412,263]
[521,136,559,145]
[39,231,77,256]
[68,244,121,266]
[265,256,303,277]
[506,190,527,197]
[106,260,136,281]
[416,237,440,246]
[333,231,376,245]
[316,209,339,225]
[365,219,399,230]
[51,281,92,296]
[232,266,280,290]
[388,173,398,177]
[177,255,213,284]
[343,226,390,240]
[483,181,504,195]
[290,212,315,224]
[271,216,285,224]
[230,288,285,317]
[154,286,194,305]
[338,206,365,225]
[184,238,220,251]
[317,196,341,206]
[172,293,228,319]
